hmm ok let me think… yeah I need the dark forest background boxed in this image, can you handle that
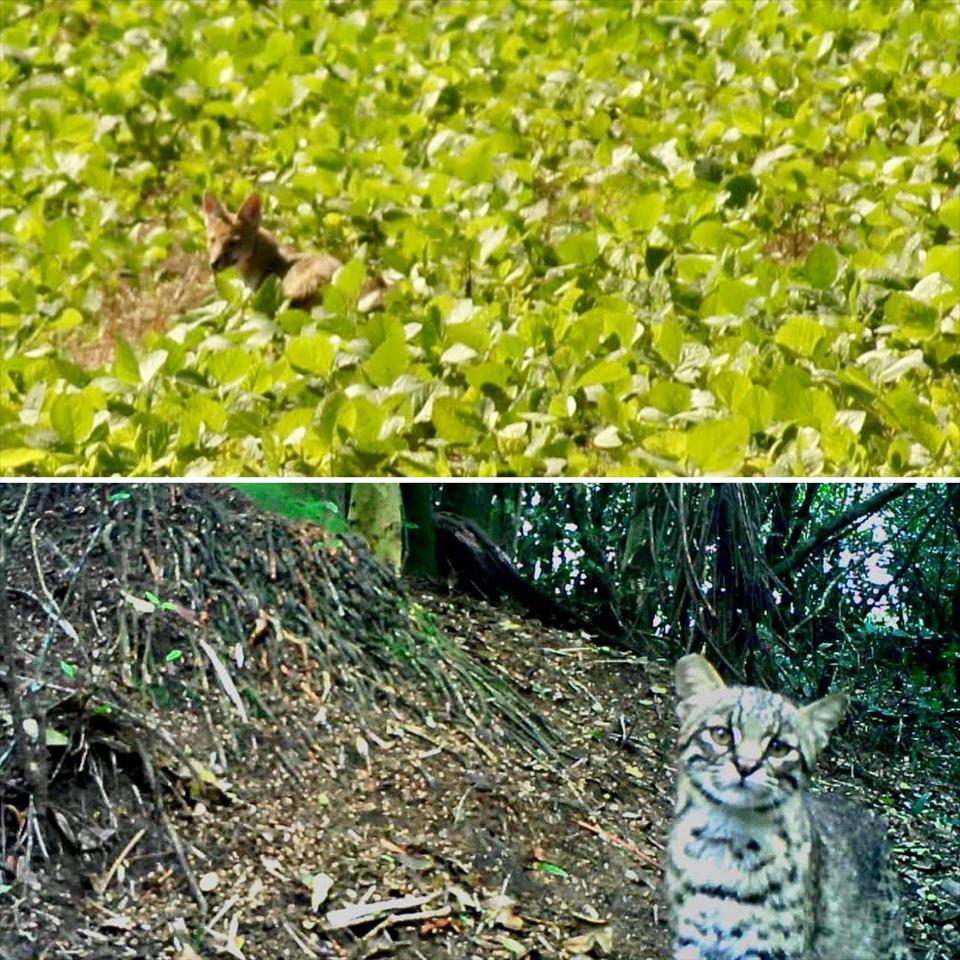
[244,481,959,775]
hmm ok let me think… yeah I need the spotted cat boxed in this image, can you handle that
[666,654,911,960]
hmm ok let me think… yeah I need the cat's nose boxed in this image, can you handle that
[734,755,763,779]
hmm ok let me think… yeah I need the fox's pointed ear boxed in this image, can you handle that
[202,192,226,220]
[237,193,262,226]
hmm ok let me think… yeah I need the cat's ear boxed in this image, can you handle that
[673,653,726,700]
[675,655,726,724]
[798,693,849,760]
[675,654,726,700]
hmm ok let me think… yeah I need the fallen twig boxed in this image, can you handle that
[325,891,444,931]
[575,819,661,870]
[92,828,145,895]
[136,741,208,913]
[364,905,452,941]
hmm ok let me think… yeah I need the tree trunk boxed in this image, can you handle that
[349,484,403,574]
[402,484,438,577]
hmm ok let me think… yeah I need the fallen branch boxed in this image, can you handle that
[92,828,145,895]
[325,890,444,931]
[575,819,661,870]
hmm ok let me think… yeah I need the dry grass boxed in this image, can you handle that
[69,238,212,370]
[763,199,843,264]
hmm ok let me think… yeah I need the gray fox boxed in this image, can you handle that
[201,192,382,309]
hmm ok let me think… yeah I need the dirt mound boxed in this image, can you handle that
[0,486,670,958]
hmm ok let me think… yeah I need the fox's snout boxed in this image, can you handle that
[209,241,240,272]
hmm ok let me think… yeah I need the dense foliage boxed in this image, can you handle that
[463,482,958,767]
[2,0,958,476]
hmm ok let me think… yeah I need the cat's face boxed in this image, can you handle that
[674,654,848,812]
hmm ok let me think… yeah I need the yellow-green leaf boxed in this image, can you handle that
[286,334,335,377]
[687,416,750,473]
[774,317,826,357]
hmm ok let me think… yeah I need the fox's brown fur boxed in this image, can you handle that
[201,192,344,308]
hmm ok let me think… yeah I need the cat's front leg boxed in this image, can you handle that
[672,942,730,960]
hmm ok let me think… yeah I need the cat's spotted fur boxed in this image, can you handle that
[666,654,910,960]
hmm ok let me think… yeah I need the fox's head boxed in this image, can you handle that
[201,192,262,272]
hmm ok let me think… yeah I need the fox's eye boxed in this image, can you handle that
[708,726,732,746]
[767,738,791,758]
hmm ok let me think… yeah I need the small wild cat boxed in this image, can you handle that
[666,654,911,960]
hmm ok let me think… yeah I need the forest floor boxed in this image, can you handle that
[3,558,958,958]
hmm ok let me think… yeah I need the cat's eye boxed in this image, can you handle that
[708,726,732,746]
[767,738,791,758]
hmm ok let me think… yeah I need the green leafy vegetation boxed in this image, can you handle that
[236,481,350,530]
[407,481,959,773]
[1,0,958,476]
